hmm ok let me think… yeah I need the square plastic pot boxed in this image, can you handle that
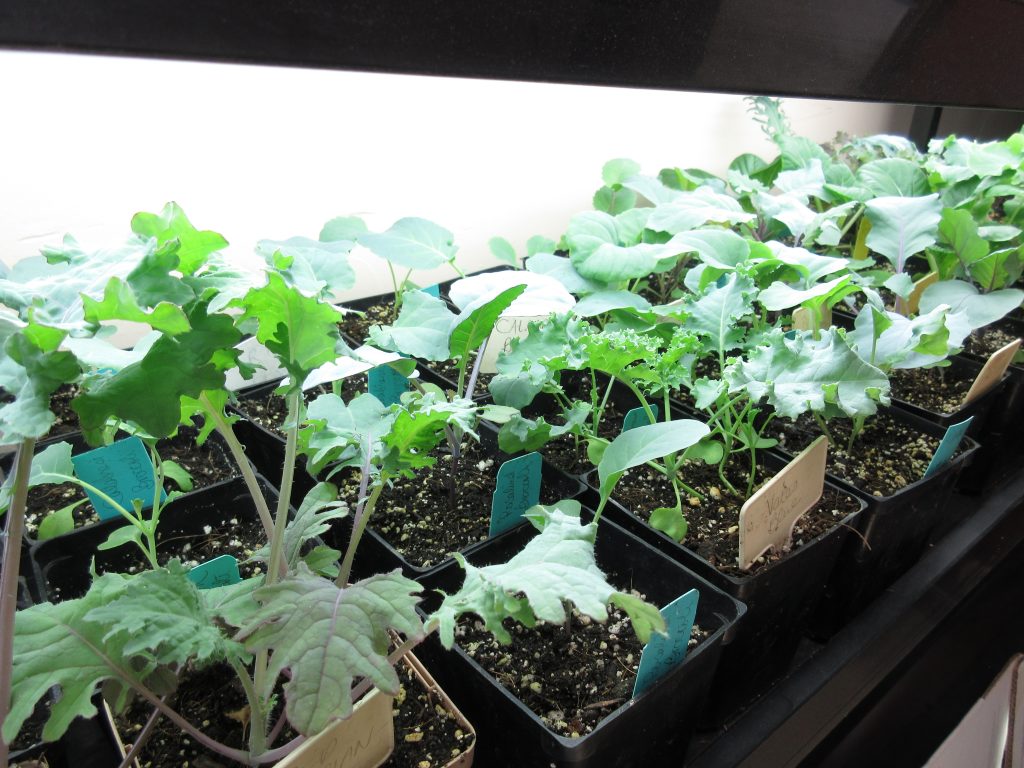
[412,511,745,767]
[581,454,865,726]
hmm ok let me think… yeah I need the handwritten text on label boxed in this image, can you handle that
[633,589,700,697]
[479,315,548,374]
[71,437,166,521]
[737,436,827,571]
[489,452,542,537]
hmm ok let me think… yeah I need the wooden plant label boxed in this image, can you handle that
[621,404,660,433]
[489,452,542,537]
[479,315,548,374]
[963,339,1021,405]
[71,437,166,521]
[898,270,939,317]
[275,688,395,768]
[792,305,832,332]
[737,436,828,571]
[924,416,974,479]
[633,588,699,697]
[186,555,241,589]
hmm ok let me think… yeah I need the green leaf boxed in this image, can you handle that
[649,506,688,541]
[36,499,84,540]
[938,208,990,276]
[319,216,369,242]
[597,420,710,498]
[728,328,890,418]
[883,273,915,300]
[236,271,343,383]
[919,280,1024,331]
[0,441,75,515]
[449,285,528,360]
[572,240,683,283]
[0,331,82,443]
[602,158,642,186]
[96,524,145,552]
[572,290,652,317]
[671,229,751,271]
[759,275,852,312]
[160,459,193,492]
[300,392,393,474]
[497,401,591,453]
[256,237,357,296]
[368,290,454,361]
[239,565,424,734]
[489,237,518,266]
[593,186,638,215]
[131,202,228,275]
[382,392,479,476]
[865,195,943,272]
[857,158,930,197]
[359,217,458,271]
[72,303,241,441]
[200,577,263,628]
[431,505,665,646]
[6,568,234,744]
[684,273,756,353]
[647,188,755,235]
[250,482,348,569]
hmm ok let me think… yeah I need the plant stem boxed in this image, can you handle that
[348,634,423,703]
[387,262,400,306]
[231,656,266,758]
[267,388,301,584]
[255,735,307,765]
[593,495,609,526]
[464,339,487,401]
[812,411,836,445]
[337,482,384,588]
[0,438,35,767]
[617,376,656,425]
[118,701,164,768]
[200,393,275,539]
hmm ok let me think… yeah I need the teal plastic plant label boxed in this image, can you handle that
[71,437,166,521]
[368,365,409,407]
[924,416,974,479]
[621,404,660,433]
[186,555,241,589]
[489,452,542,537]
[422,283,441,298]
[633,588,700,697]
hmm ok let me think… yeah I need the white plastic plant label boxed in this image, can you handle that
[737,435,828,571]
[963,339,1021,405]
[479,315,548,374]
[224,337,286,391]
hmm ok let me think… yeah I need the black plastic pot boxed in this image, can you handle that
[321,423,587,581]
[414,510,745,768]
[782,407,982,638]
[2,428,238,549]
[30,475,276,602]
[887,355,1007,495]
[582,454,864,725]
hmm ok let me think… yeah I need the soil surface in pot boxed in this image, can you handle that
[382,660,473,768]
[457,583,707,739]
[340,301,398,344]
[335,440,578,569]
[9,698,50,752]
[889,366,974,415]
[772,411,941,497]
[23,427,237,537]
[963,319,1023,359]
[611,456,861,575]
[236,379,367,437]
[115,662,298,768]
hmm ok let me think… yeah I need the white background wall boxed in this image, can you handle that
[0,51,914,298]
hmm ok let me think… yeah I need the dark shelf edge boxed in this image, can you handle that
[687,471,1024,767]
[2,1,1024,110]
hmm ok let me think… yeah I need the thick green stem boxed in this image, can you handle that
[0,438,35,766]
[812,411,836,446]
[617,376,656,425]
[232,657,267,759]
[267,389,300,585]
[337,482,384,588]
[200,393,275,539]
[593,495,610,526]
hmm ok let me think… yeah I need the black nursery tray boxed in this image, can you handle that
[682,447,1024,767]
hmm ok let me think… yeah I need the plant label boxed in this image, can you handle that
[792,306,832,332]
[489,452,542,537]
[275,688,395,768]
[186,554,241,589]
[901,270,939,317]
[71,437,166,521]
[225,337,286,391]
[738,435,827,571]
[421,283,441,298]
[924,416,974,479]
[963,339,1021,405]
[633,588,699,698]
[367,365,409,407]
[621,404,660,433]
[479,315,548,374]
